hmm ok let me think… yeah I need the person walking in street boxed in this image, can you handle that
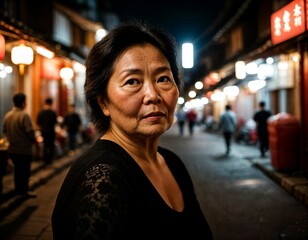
[186,108,197,136]
[253,101,272,158]
[52,21,213,240]
[36,98,57,165]
[2,93,37,197]
[175,106,186,136]
[62,104,82,156]
[219,104,237,155]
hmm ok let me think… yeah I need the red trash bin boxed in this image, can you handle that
[267,113,300,171]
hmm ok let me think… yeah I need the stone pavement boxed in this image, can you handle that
[249,157,308,207]
[0,145,92,239]
[0,152,76,218]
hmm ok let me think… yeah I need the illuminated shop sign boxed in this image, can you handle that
[306,0,308,30]
[271,0,306,45]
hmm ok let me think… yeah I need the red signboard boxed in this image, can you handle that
[306,0,308,31]
[0,34,5,61]
[271,0,306,45]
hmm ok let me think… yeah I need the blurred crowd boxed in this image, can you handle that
[0,95,98,196]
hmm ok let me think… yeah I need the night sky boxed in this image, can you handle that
[108,0,229,49]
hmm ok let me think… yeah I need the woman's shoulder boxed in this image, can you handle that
[62,140,133,191]
[76,140,130,166]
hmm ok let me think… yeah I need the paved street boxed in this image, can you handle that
[0,124,308,239]
[0,156,73,240]
[159,125,308,240]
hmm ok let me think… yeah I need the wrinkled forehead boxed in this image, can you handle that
[111,43,170,72]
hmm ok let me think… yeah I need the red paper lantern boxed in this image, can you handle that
[0,34,5,61]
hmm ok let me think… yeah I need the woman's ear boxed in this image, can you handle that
[97,97,110,116]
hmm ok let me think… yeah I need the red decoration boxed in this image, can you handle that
[271,0,306,45]
[0,34,5,61]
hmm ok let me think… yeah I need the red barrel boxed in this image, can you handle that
[267,113,300,171]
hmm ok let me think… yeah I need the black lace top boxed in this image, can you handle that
[52,140,213,239]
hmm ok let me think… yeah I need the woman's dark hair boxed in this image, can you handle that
[13,93,26,108]
[84,20,182,134]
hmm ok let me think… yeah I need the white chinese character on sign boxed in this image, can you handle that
[274,16,281,36]
[283,10,291,32]
[293,4,302,27]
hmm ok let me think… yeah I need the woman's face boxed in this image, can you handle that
[99,43,179,139]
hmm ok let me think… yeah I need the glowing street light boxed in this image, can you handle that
[182,43,194,68]
[188,90,196,98]
[248,79,266,92]
[194,81,203,90]
[60,67,74,88]
[60,67,74,80]
[95,28,108,42]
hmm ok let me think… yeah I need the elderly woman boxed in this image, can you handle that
[52,21,213,240]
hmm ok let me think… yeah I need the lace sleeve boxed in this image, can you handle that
[75,163,129,240]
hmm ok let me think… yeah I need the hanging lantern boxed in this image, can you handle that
[11,41,34,65]
[0,34,5,61]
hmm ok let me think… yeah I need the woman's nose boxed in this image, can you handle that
[143,82,162,104]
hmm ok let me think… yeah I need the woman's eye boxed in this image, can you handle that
[158,76,170,83]
[124,79,139,85]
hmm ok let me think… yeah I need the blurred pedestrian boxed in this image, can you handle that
[2,93,36,197]
[205,114,214,131]
[186,108,197,136]
[36,98,57,165]
[62,104,82,156]
[219,104,237,155]
[175,106,186,136]
[52,21,213,240]
[253,101,272,158]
